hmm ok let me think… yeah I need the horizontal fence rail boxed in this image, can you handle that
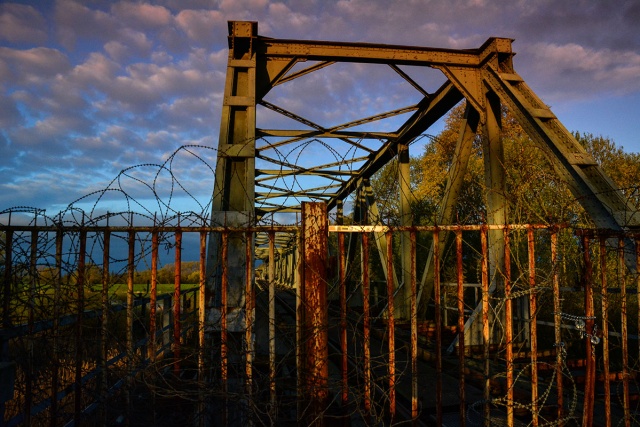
[1,222,639,426]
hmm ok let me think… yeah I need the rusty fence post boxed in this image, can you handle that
[75,227,87,425]
[433,229,442,426]
[504,227,513,427]
[338,232,348,409]
[528,226,538,426]
[385,231,396,422]
[221,231,228,426]
[619,238,630,427]
[150,230,158,363]
[244,230,254,427]
[173,226,183,374]
[410,230,419,425]
[481,226,490,425]
[456,228,466,427]
[268,230,276,421]
[301,202,329,426]
[581,233,595,427]
[551,230,564,421]
[100,229,110,425]
[362,231,371,422]
[126,228,135,421]
[599,236,611,427]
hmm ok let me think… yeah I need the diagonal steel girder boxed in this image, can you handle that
[208,21,638,334]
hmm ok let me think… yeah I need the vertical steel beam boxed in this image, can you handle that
[483,92,507,291]
[301,202,329,426]
[418,105,480,310]
[206,21,258,360]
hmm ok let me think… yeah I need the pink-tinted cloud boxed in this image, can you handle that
[0,3,47,44]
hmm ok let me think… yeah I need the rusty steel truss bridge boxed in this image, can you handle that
[2,21,640,427]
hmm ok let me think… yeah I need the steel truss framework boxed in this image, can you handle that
[207,20,639,315]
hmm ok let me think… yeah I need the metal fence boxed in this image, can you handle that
[1,219,639,426]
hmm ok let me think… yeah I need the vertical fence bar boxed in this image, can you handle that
[50,228,62,427]
[268,231,276,422]
[338,232,348,408]
[362,232,371,419]
[456,228,465,427]
[126,228,135,422]
[1,230,11,329]
[433,230,442,426]
[619,238,630,427]
[75,227,87,425]
[150,230,158,362]
[504,227,513,427]
[244,230,254,426]
[528,226,538,426]
[551,231,563,421]
[25,230,38,425]
[173,227,182,374]
[1,229,12,427]
[410,230,418,424]
[100,229,110,425]
[221,231,228,426]
[581,233,595,427]
[385,231,396,422]
[599,236,610,426]
[198,231,207,427]
[481,226,490,425]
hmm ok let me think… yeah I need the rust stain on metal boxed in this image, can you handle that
[301,203,329,425]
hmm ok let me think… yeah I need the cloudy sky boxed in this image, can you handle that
[1,0,639,220]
